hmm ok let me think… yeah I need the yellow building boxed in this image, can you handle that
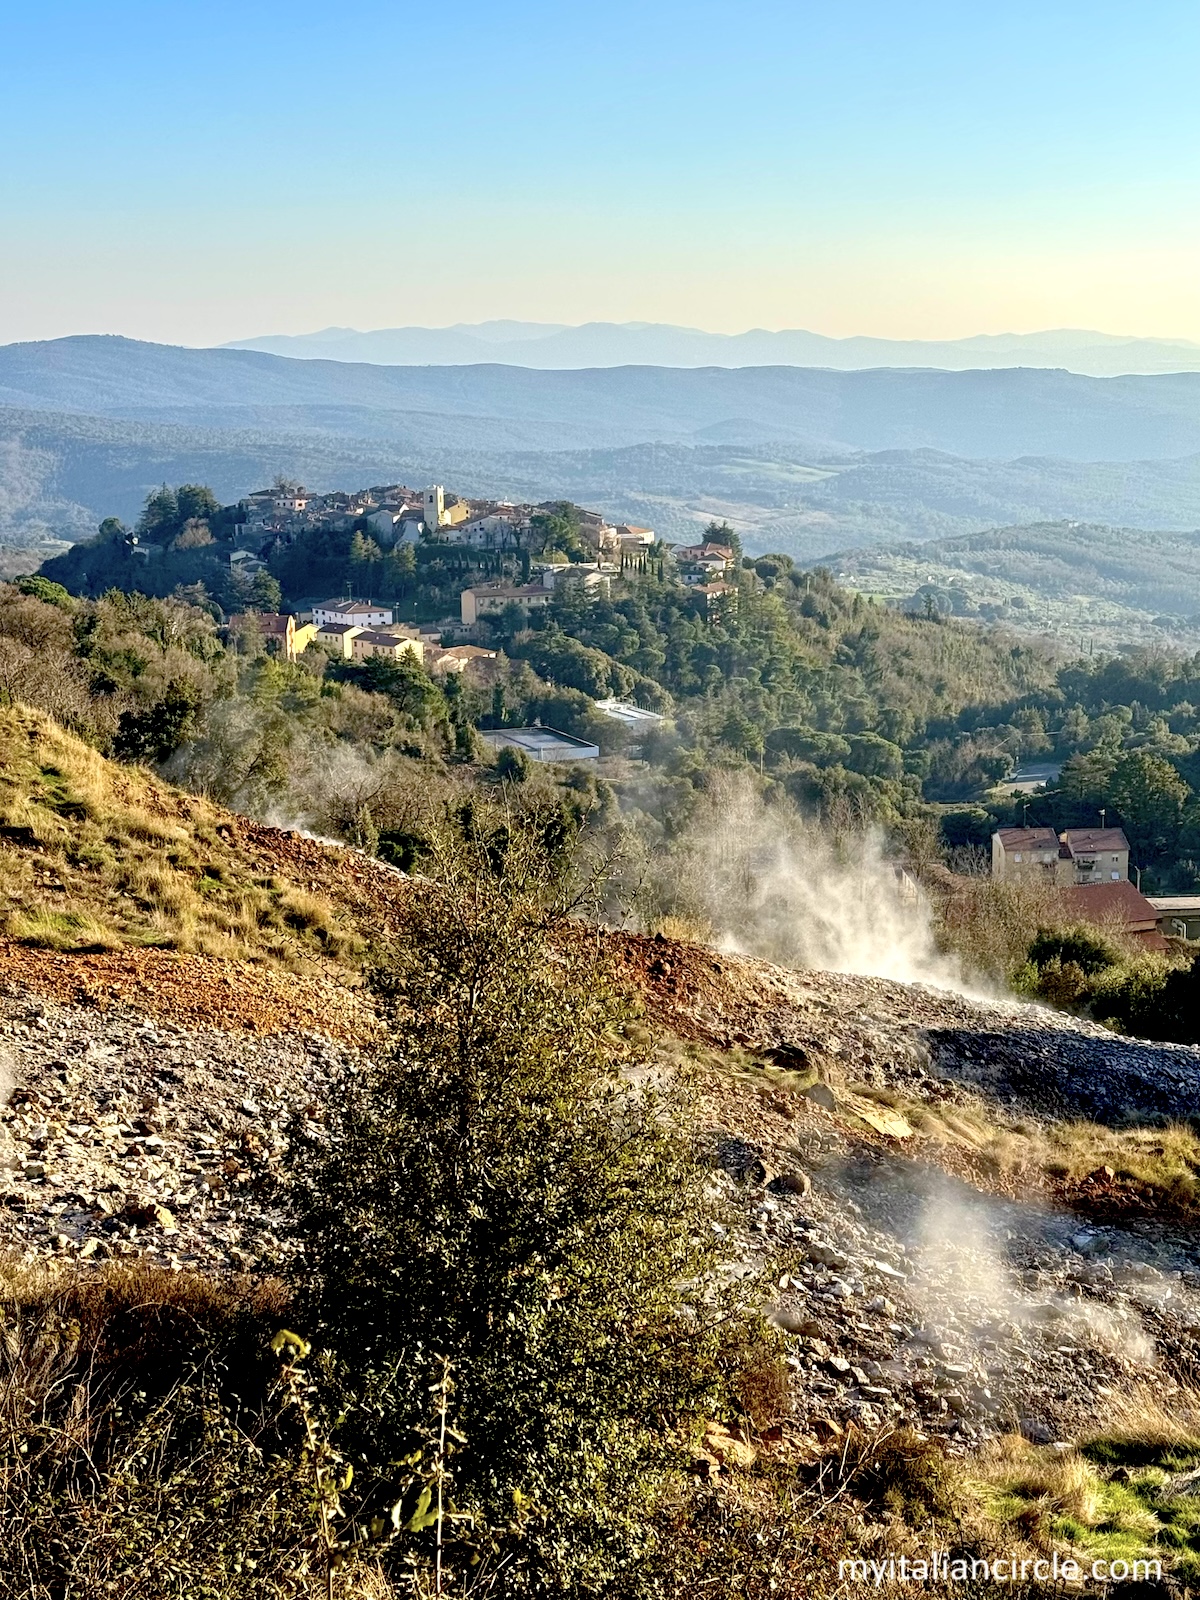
[349,630,424,664]
[314,622,363,658]
[460,582,551,626]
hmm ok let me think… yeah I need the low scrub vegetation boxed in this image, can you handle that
[977,1416,1200,1582]
[0,1262,332,1599]
[806,1406,1200,1587]
[1013,920,1200,1042]
[0,808,807,1598]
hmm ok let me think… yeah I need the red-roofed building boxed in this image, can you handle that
[1058,881,1169,950]
[1058,828,1130,884]
[991,826,1060,879]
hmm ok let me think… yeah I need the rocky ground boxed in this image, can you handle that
[0,988,362,1272]
[3,931,1200,1466]
[708,1131,1200,1458]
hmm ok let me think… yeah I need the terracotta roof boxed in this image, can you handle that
[440,645,497,661]
[1058,881,1167,948]
[1061,828,1130,855]
[995,826,1059,852]
[228,612,292,635]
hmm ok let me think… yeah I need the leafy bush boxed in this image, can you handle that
[1016,922,1199,1044]
[1096,950,1200,1042]
[1027,923,1122,976]
[290,804,745,1594]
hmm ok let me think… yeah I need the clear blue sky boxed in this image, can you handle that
[3,0,1199,345]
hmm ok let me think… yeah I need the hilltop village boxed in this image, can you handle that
[228,477,737,635]
[33,471,1200,961]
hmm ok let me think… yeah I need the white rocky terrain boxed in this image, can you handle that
[4,936,1199,1467]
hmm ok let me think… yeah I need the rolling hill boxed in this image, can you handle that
[9,407,1200,568]
[9,339,1200,574]
[825,520,1200,653]
[7,336,1200,461]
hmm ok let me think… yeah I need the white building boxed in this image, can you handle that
[615,523,656,550]
[312,599,394,629]
[461,510,524,548]
[481,728,600,763]
[365,509,403,544]
[594,698,665,729]
[537,562,613,594]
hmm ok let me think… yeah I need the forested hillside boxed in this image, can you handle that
[17,480,1200,899]
[828,520,1200,652]
[9,386,1200,566]
[8,337,1200,458]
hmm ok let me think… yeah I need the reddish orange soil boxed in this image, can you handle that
[0,938,373,1040]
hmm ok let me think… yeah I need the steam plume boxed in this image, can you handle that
[654,777,981,996]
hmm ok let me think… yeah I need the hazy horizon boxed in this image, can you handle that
[8,320,1200,359]
[226,320,1195,348]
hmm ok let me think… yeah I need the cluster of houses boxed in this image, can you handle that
[226,599,498,678]
[458,537,739,626]
[227,481,743,622]
[991,824,1200,947]
[224,595,666,765]
[218,481,742,768]
[234,481,665,560]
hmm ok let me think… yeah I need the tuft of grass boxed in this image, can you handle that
[847,1074,1200,1218]
[7,906,124,952]
[979,1435,1106,1529]
[1084,1385,1200,1460]
[973,1397,1200,1581]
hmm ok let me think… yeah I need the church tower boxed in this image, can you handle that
[423,484,445,531]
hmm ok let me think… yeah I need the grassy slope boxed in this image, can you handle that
[0,702,385,966]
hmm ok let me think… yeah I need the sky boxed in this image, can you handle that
[2,0,1200,347]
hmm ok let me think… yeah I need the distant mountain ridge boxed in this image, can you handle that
[8,336,1200,462]
[224,321,1200,376]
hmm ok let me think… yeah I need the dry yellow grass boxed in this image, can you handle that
[0,703,362,968]
[1091,1384,1200,1452]
[653,912,718,944]
[850,1074,1200,1215]
[976,1435,1108,1529]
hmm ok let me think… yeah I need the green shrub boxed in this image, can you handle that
[1027,923,1122,976]
[290,803,745,1595]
